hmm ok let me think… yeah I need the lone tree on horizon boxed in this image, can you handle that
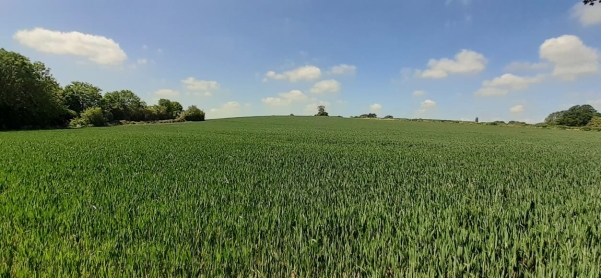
[315,105,329,116]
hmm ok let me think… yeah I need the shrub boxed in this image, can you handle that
[179,105,205,121]
[587,116,601,128]
[69,117,88,128]
[79,107,107,127]
[384,115,394,119]
[549,104,598,127]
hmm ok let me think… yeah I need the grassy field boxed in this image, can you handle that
[1,116,600,277]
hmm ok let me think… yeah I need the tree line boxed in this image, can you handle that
[544,104,601,127]
[0,48,205,130]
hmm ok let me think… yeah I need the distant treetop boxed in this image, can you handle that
[583,0,600,5]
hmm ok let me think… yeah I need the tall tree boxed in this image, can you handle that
[0,49,67,129]
[60,81,102,115]
[100,90,146,121]
[546,105,598,127]
[316,105,329,116]
[157,98,183,119]
[556,105,597,127]
[544,111,565,124]
[170,101,183,117]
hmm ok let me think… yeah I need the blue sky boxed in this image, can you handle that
[2,0,601,121]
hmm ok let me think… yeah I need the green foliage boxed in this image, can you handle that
[1,117,601,276]
[170,101,183,116]
[142,105,166,121]
[384,115,394,119]
[546,105,598,127]
[557,105,597,126]
[358,113,378,118]
[587,116,601,127]
[487,121,506,125]
[100,90,146,121]
[79,107,107,126]
[179,105,205,121]
[544,111,564,124]
[315,105,329,116]
[0,48,66,129]
[60,81,102,115]
[157,98,183,119]
[0,49,207,129]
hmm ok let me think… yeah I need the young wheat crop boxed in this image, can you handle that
[1,116,600,277]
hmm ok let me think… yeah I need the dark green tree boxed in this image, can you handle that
[180,105,205,121]
[556,105,597,127]
[100,90,146,121]
[157,98,184,119]
[544,111,565,125]
[0,48,68,129]
[315,105,329,116]
[360,113,377,118]
[60,81,102,115]
[170,101,183,117]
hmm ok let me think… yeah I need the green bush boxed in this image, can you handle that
[547,105,598,127]
[587,116,601,128]
[179,105,205,121]
[79,107,107,127]
[69,117,88,128]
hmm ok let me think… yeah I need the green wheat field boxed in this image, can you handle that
[1,116,600,277]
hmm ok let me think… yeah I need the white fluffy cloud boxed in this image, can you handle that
[154,89,180,98]
[417,49,487,79]
[475,73,544,97]
[330,64,357,75]
[264,65,322,82]
[571,3,601,26]
[421,99,437,108]
[13,27,127,65]
[370,103,382,111]
[540,35,599,81]
[310,79,341,94]
[262,90,308,106]
[482,74,544,90]
[137,59,147,65]
[412,90,426,96]
[504,61,549,72]
[509,105,524,113]
[181,78,220,92]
